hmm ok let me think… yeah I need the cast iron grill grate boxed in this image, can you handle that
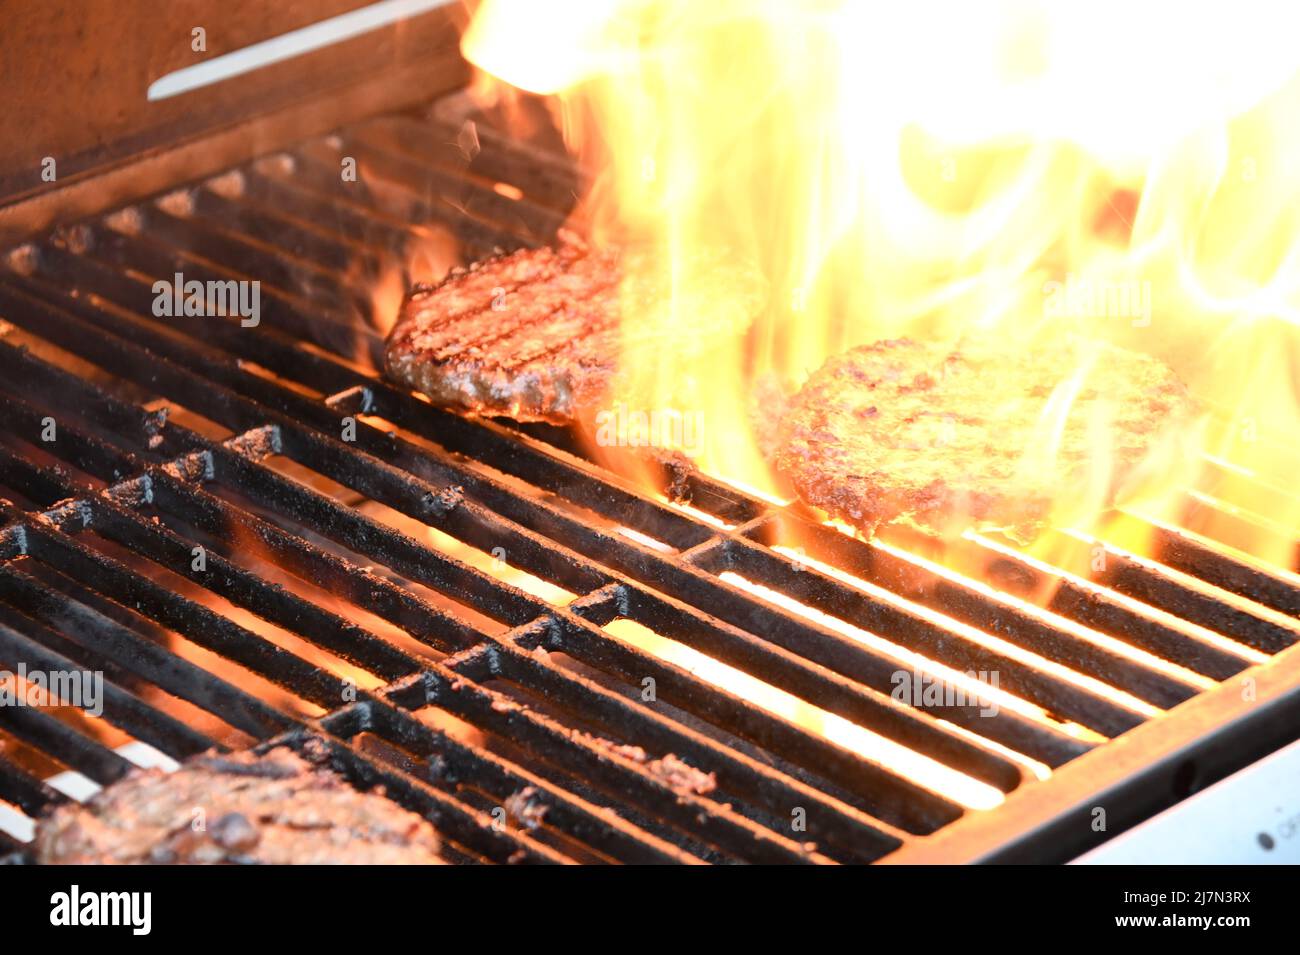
[0,93,1296,864]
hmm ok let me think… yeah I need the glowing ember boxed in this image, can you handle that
[724,566,1127,733]
[605,617,1007,810]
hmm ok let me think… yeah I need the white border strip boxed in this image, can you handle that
[147,0,452,101]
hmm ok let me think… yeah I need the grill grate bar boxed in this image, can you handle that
[0,703,134,788]
[292,138,530,257]
[0,231,1201,841]
[0,298,915,857]
[25,228,1234,742]
[74,225,381,366]
[701,535,1154,734]
[1143,517,1300,618]
[0,306,1008,841]
[270,730,574,865]
[354,690,811,864]
[475,626,912,857]
[422,106,591,213]
[0,562,294,740]
[0,397,457,679]
[0,753,61,817]
[354,389,717,552]
[0,618,215,758]
[0,100,1296,863]
[753,517,1228,697]
[383,652,858,861]
[243,159,431,258]
[946,531,1266,678]
[604,581,1089,770]
[7,505,363,712]
[127,202,359,316]
[550,611,971,833]
[332,131,567,243]
[1063,532,1299,654]
[357,113,585,219]
[0,413,447,682]
[0,279,565,624]
[0,579,628,863]
[188,185,384,277]
[0,564,606,862]
[393,638,893,862]
[181,443,543,634]
[345,695,704,865]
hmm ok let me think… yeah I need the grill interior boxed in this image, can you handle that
[0,90,1297,864]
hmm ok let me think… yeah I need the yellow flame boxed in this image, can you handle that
[463,0,1300,563]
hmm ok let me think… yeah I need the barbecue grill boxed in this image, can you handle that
[1,1,1298,866]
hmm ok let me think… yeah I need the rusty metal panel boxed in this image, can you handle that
[0,0,468,206]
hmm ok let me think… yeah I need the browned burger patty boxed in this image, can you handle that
[37,746,444,864]
[773,338,1198,538]
[384,232,763,423]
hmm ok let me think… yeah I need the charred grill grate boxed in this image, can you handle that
[0,93,1297,864]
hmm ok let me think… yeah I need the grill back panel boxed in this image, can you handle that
[0,1,467,240]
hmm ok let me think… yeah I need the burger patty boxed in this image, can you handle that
[384,232,763,423]
[773,338,1198,538]
[36,746,444,864]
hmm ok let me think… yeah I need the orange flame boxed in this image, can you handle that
[462,0,1300,567]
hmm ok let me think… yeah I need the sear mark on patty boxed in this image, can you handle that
[383,231,765,424]
[773,337,1199,540]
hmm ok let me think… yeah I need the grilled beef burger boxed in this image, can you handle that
[773,338,1198,539]
[384,232,764,424]
[37,746,444,864]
